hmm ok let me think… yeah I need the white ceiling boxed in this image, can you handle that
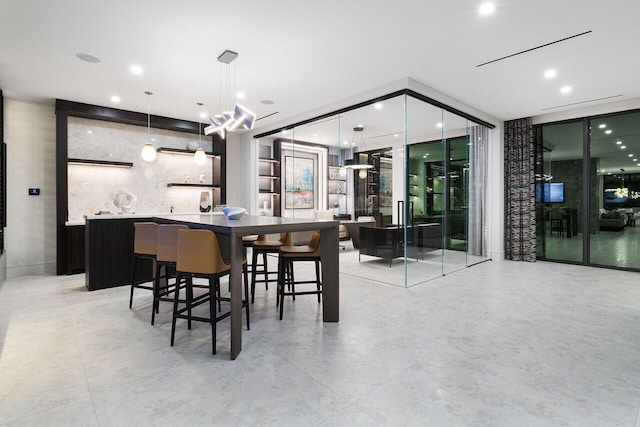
[1,0,639,133]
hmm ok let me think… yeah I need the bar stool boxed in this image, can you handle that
[129,222,158,310]
[250,233,291,303]
[277,231,322,320]
[242,235,259,273]
[171,229,250,355]
[151,224,189,325]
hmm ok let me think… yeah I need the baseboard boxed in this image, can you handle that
[6,262,56,279]
[0,252,6,290]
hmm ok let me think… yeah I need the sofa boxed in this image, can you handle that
[599,210,626,231]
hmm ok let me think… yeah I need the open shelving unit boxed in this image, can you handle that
[257,140,281,216]
[67,158,133,168]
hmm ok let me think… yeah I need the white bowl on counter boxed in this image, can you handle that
[222,207,246,220]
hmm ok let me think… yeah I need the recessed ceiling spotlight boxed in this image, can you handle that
[236,92,246,100]
[130,65,143,75]
[544,69,557,79]
[343,141,349,145]
[560,86,572,94]
[423,155,427,158]
[394,134,399,137]
[478,2,495,15]
[628,154,634,157]
[76,53,101,63]
[281,130,288,134]
[621,145,626,149]
[436,122,443,128]
[110,95,121,103]
[608,172,611,175]
[313,133,318,137]
[599,124,606,129]
[605,130,612,134]
[616,140,622,144]
[260,99,274,105]
[374,102,383,110]
[87,130,93,134]
[199,112,208,119]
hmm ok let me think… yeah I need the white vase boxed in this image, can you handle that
[199,191,211,212]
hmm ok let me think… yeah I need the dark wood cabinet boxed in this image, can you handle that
[65,225,85,274]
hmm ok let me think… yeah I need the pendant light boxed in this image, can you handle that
[140,91,157,162]
[343,126,373,179]
[194,102,207,166]
[204,49,256,139]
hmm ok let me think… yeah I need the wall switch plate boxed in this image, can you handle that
[28,188,40,196]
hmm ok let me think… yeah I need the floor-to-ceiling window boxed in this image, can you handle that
[535,109,640,271]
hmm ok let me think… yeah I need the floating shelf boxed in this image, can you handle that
[259,190,279,195]
[259,175,280,179]
[408,173,417,178]
[68,158,133,168]
[259,157,279,163]
[157,147,219,157]
[329,178,346,182]
[329,193,347,196]
[166,183,220,188]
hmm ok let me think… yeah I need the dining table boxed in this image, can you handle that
[153,213,340,359]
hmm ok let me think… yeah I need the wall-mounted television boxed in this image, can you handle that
[536,182,564,203]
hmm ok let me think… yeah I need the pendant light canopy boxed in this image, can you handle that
[343,126,373,176]
[204,50,256,139]
[140,91,157,162]
[194,102,207,166]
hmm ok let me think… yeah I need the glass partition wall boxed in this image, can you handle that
[255,93,492,287]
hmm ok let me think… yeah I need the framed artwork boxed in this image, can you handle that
[285,156,315,209]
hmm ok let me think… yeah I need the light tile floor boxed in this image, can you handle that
[1,257,640,426]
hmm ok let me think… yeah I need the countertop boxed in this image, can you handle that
[65,211,225,226]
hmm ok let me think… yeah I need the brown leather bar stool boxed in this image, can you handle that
[129,222,158,310]
[152,224,189,325]
[250,233,291,303]
[242,234,259,274]
[171,229,250,355]
[277,231,322,320]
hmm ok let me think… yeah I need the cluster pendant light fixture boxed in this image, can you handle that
[140,91,157,162]
[343,126,373,179]
[193,102,207,166]
[204,50,256,139]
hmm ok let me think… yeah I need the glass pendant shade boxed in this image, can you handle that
[194,147,207,165]
[141,142,157,162]
[358,169,368,179]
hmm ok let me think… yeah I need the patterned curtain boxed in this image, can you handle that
[468,125,488,257]
[504,117,536,261]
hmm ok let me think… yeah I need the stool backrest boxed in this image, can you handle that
[257,233,292,245]
[157,224,189,263]
[176,229,229,275]
[133,222,158,256]
[307,230,321,256]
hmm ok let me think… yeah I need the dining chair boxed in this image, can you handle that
[250,233,292,303]
[277,230,322,320]
[172,229,250,355]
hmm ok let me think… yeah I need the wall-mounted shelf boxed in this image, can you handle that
[68,158,133,168]
[259,190,280,195]
[259,175,280,179]
[157,147,219,157]
[167,183,220,188]
[329,193,347,196]
[259,157,280,163]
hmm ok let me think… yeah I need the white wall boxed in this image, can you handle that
[5,99,56,277]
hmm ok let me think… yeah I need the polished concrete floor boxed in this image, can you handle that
[1,257,640,426]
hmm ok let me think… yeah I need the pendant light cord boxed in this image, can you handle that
[145,91,152,139]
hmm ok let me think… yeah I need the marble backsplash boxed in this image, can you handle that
[68,117,216,222]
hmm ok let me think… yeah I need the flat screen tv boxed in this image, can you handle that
[536,182,564,203]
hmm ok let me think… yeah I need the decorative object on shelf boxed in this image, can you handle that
[113,190,137,213]
[204,49,256,139]
[199,171,205,184]
[140,91,157,162]
[222,206,246,220]
[194,102,207,166]
[199,191,211,212]
[187,140,199,151]
[185,175,190,183]
[342,126,373,179]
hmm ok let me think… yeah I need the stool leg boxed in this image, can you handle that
[289,261,295,300]
[243,264,250,330]
[262,252,269,290]
[315,260,321,303]
[211,276,218,355]
[250,248,258,303]
[129,256,138,309]
[187,277,193,330]
[278,257,285,320]
[171,273,182,346]
[151,262,161,325]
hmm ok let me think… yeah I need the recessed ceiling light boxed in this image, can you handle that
[436,122,443,128]
[616,140,622,144]
[260,99,274,105]
[621,146,626,149]
[281,130,288,134]
[478,2,495,15]
[313,133,318,137]
[87,130,93,134]
[608,172,611,175]
[423,155,427,158]
[628,154,634,157]
[599,124,606,129]
[544,69,557,79]
[560,86,572,94]
[110,95,121,103]
[76,53,101,63]
[394,134,399,137]
[374,102,383,110]
[236,92,245,100]
[343,141,349,145]
[199,112,208,119]
[130,65,143,75]
[605,130,612,134]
